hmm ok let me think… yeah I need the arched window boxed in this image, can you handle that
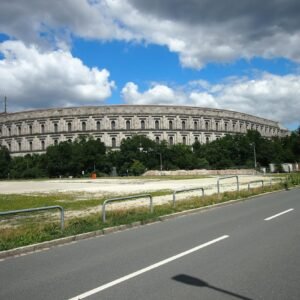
[82,122,86,131]
[232,123,235,131]
[224,123,228,131]
[8,127,11,136]
[29,141,33,151]
[18,126,21,135]
[96,121,100,131]
[54,139,58,145]
[195,136,198,142]
[41,140,45,150]
[206,136,210,144]
[182,121,186,130]
[215,122,219,131]
[41,124,45,134]
[155,120,159,130]
[8,143,11,151]
[141,120,145,129]
[169,136,174,145]
[155,136,160,144]
[169,120,173,130]
[194,121,198,130]
[112,137,116,148]
[18,142,21,151]
[29,125,32,135]
[111,120,116,130]
[54,123,58,133]
[68,122,72,132]
[205,121,209,130]
[182,136,186,145]
[126,120,130,130]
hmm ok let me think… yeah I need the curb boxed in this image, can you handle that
[1,186,298,259]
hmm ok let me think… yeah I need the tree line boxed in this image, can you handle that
[0,128,299,179]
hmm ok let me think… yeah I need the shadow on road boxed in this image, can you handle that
[172,274,253,300]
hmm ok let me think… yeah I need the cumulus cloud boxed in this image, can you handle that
[1,1,300,68]
[122,82,184,105]
[0,0,133,49]
[0,41,115,111]
[122,0,300,67]
[121,74,300,127]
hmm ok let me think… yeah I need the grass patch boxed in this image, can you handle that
[0,189,174,212]
[0,193,106,211]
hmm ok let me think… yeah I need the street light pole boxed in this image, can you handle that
[250,143,257,169]
[140,145,163,174]
[158,153,163,172]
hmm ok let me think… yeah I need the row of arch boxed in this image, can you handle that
[3,132,214,153]
[0,117,281,138]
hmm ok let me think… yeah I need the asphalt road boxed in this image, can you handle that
[0,188,299,300]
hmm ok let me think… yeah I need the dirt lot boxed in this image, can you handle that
[0,175,281,223]
[0,175,272,196]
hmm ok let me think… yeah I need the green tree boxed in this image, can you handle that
[0,146,11,179]
[129,160,146,176]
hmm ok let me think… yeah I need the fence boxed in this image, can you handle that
[247,180,264,191]
[217,176,239,196]
[0,205,64,230]
[102,194,153,223]
[269,177,283,186]
[172,187,205,207]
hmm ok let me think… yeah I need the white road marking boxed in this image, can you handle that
[264,208,294,221]
[68,235,229,300]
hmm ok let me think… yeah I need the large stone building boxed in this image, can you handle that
[0,105,288,156]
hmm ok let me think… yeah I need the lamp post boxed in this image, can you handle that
[158,152,163,172]
[140,146,163,174]
[250,143,257,169]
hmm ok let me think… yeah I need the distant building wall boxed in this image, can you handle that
[0,105,289,156]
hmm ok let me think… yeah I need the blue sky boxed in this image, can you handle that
[0,0,299,130]
[73,38,298,104]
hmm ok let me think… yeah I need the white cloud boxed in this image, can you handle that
[104,0,300,68]
[121,74,300,127]
[1,1,300,68]
[0,41,115,111]
[122,82,185,105]
[0,0,134,50]
[217,74,300,125]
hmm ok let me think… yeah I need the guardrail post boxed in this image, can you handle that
[217,176,239,197]
[59,206,64,230]
[172,187,205,208]
[102,194,153,223]
[0,206,65,230]
[172,191,176,208]
[248,180,263,192]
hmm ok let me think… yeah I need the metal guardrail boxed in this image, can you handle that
[269,177,283,186]
[248,180,264,191]
[217,175,239,195]
[102,194,153,223]
[0,205,64,230]
[172,187,205,207]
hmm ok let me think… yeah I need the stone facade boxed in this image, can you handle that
[0,105,289,156]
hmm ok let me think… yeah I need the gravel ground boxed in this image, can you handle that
[0,175,279,222]
[0,175,272,196]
